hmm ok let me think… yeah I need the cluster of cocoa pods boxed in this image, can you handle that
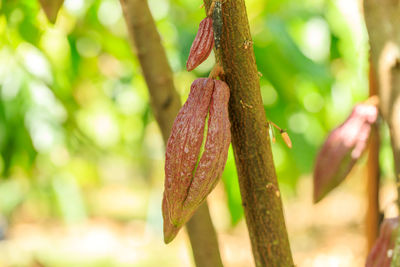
[313,96,379,203]
[162,9,231,243]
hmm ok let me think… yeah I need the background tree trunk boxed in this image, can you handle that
[363,0,400,264]
[203,1,294,266]
[120,0,224,266]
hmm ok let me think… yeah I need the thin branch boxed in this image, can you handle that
[119,1,224,266]
[186,203,224,267]
[366,60,381,252]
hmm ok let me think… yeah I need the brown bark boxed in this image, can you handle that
[363,0,400,265]
[366,126,380,252]
[203,1,294,266]
[120,0,180,142]
[366,62,380,252]
[186,202,224,267]
[119,1,224,266]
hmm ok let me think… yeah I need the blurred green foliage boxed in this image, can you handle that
[0,0,386,234]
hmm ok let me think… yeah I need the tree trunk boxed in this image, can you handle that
[120,1,224,266]
[363,0,400,264]
[203,1,294,266]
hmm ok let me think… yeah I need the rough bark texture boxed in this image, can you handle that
[203,1,294,266]
[119,1,224,266]
[363,0,400,265]
[366,62,380,252]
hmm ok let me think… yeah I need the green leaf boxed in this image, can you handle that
[222,146,243,226]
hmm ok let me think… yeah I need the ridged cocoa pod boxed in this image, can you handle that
[313,102,378,203]
[163,78,231,243]
[366,217,399,267]
[183,80,231,210]
[186,17,214,71]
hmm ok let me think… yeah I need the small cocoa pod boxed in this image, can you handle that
[186,17,214,71]
[366,217,399,267]
[313,102,378,203]
[163,78,231,243]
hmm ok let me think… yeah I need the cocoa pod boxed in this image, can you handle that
[183,80,231,210]
[186,17,214,71]
[313,102,378,203]
[163,78,231,243]
[366,217,399,267]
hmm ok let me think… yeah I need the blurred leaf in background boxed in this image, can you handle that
[0,0,376,228]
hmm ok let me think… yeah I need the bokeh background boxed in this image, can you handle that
[0,0,397,266]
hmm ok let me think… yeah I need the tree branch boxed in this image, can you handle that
[366,61,380,252]
[186,203,224,267]
[119,1,224,266]
[203,1,294,266]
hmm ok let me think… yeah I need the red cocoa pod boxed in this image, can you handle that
[313,102,378,203]
[186,17,214,71]
[366,217,399,267]
[163,78,214,241]
[163,78,231,243]
[183,80,231,211]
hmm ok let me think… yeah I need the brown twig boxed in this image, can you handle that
[366,60,381,252]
